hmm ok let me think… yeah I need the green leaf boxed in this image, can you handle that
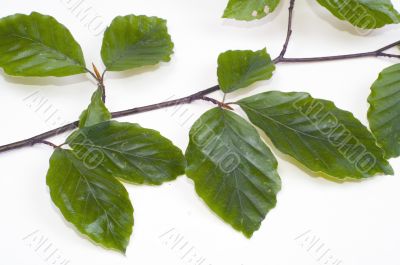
[0,12,86,77]
[223,0,281,21]
[46,149,133,253]
[316,0,400,29]
[185,108,281,237]
[101,15,174,71]
[79,88,111,128]
[217,49,275,93]
[368,64,400,158]
[67,121,185,185]
[238,91,393,180]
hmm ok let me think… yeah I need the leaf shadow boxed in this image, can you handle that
[0,69,89,87]
[223,79,276,103]
[104,64,162,81]
[305,0,398,37]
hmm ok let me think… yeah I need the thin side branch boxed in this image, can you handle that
[276,42,400,63]
[276,0,296,60]
[201,96,234,110]
[0,85,220,154]
[33,140,59,149]
[273,0,400,64]
[85,68,98,81]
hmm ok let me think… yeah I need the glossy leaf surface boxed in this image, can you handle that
[101,15,174,71]
[79,88,111,128]
[368,63,400,158]
[239,91,393,180]
[217,49,275,93]
[47,149,133,253]
[316,0,400,29]
[0,12,86,76]
[67,121,185,185]
[185,108,281,237]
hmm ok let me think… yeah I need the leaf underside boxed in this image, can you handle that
[46,149,133,253]
[223,0,281,21]
[239,91,393,180]
[217,48,275,93]
[316,0,400,29]
[185,108,281,237]
[0,12,86,76]
[368,63,400,158]
[101,15,174,71]
[67,121,186,185]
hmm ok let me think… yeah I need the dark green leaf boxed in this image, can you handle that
[101,15,174,71]
[217,49,275,93]
[316,0,400,29]
[368,63,400,158]
[223,0,281,21]
[238,91,393,180]
[79,88,111,128]
[0,12,86,76]
[46,149,133,253]
[67,121,185,185]
[185,108,281,237]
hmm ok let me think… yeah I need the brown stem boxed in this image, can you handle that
[276,0,295,60]
[201,96,234,110]
[275,48,400,63]
[0,85,220,154]
[272,0,400,64]
[33,140,59,149]
[0,0,399,155]
[85,68,98,81]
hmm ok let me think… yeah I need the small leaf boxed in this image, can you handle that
[316,0,400,29]
[368,63,400,158]
[217,49,275,93]
[0,12,86,77]
[223,0,281,21]
[46,149,133,253]
[67,121,185,185]
[101,15,174,71]
[238,91,393,180]
[185,108,281,237]
[79,88,111,128]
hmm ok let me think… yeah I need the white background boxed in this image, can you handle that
[0,0,399,264]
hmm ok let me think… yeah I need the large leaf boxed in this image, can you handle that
[79,88,111,128]
[0,12,86,76]
[368,64,400,158]
[238,91,393,180]
[185,108,281,237]
[46,149,133,253]
[316,0,400,29]
[217,49,275,93]
[67,121,185,185]
[223,0,281,21]
[101,15,174,71]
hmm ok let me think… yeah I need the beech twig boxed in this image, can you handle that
[0,0,399,154]
[0,85,220,154]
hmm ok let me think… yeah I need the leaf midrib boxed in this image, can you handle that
[4,33,83,67]
[105,24,166,69]
[67,156,124,247]
[241,104,352,145]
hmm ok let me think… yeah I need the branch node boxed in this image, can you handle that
[201,96,234,110]
[32,140,60,149]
